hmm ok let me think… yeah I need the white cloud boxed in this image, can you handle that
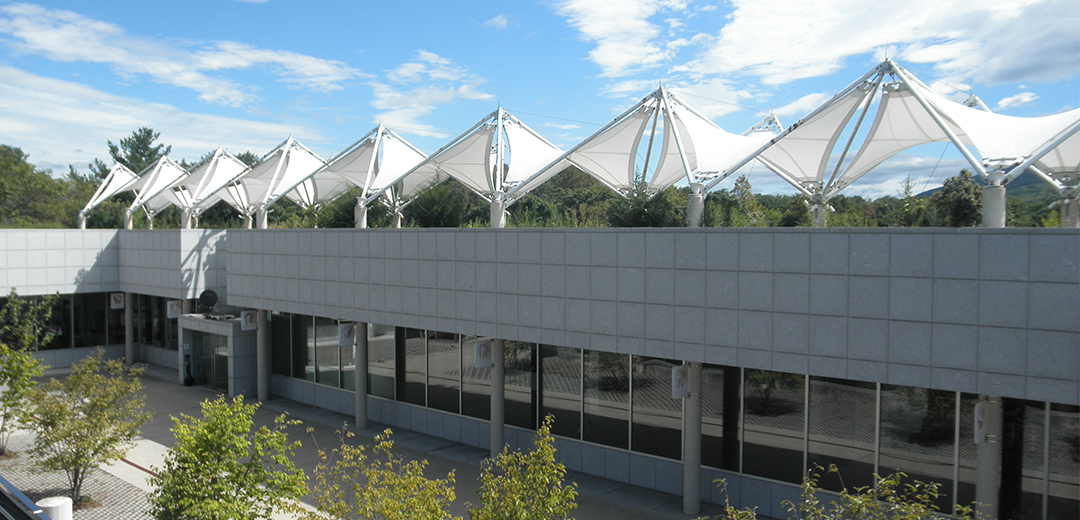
[770,92,830,118]
[543,122,581,130]
[667,77,755,119]
[484,14,509,30]
[0,3,362,107]
[996,92,1039,110]
[370,51,493,138]
[0,66,306,172]
[556,0,688,77]
[684,0,1077,86]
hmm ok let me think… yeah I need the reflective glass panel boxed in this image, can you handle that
[72,293,106,347]
[270,313,291,377]
[631,357,681,460]
[291,314,312,381]
[743,369,805,483]
[107,295,124,346]
[341,323,355,391]
[1048,404,1079,520]
[505,341,536,430]
[315,317,339,388]
[879,385,955,511]
[427,331,460,414]
[367,324,395,399]
[808,377,876,491]
[461,336,491,420]
[540,345,581,439]
[583,351,629,449]
[702,365,740,471]
[396,327,426,406]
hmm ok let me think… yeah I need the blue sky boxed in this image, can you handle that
[0,0,1076,197]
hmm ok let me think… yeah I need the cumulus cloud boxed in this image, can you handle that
[370,51,493,138]
[556,0,688,77]
[0,3,362,107]
[484,14,509,30]
[770,92,831,119]
[0,66,305,171]
[996,92,1039,110]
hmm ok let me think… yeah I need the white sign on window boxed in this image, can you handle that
[110,293,125,310]
[474,341,491,368]
[338,323,355,346]
[167,300,183,319]
[240,310,257,331]
[672,365,689,399]
[974,401,986,444]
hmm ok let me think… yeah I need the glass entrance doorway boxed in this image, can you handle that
[191,331,228,392]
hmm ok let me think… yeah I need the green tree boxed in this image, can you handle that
[27,349,150,504]
[728,175,779,227]
[0,290,55,455]
[469,415,578,520]
[89,127,172,179]
[0,145,64,226]
[150,395,305,520]
[929,170,982,227]
[303,428,459,520]
[607,183,686,227]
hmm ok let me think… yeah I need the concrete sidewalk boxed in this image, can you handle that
[113,366,729,520]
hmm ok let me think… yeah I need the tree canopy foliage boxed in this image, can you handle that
[0,290,54,455]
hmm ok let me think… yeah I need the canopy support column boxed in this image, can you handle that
[145,214,153,230]
[123,210,133,230]
[983,174,1007,228]
[391,207,402,228]
[811,203,829,227]
[682,362,703,516]
[355,322,368,429]
[490,339,505,458]
[687,183,704,228]
[256,208,269,229]
[976,395,1003,520]
[1062,195,1079,228]
[181,209,192,229]
[355,199,368,229]
[243,214,253,229]
[124,292,134,366]
[491,192,506,229]
[77,213,86,229]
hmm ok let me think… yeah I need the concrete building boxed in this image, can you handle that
[1,227,1077,520]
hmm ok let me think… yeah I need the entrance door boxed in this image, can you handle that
[192,331,228,393]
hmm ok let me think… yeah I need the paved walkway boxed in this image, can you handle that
[2,366,731,520]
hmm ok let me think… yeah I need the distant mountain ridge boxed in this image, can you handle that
[918,170,1059,202]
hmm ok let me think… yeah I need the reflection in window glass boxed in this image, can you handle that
[270,313,292,377]
[540,345,581,439]
[461,336,491,420]
[107,295,124,346]
[427,331,460,414]
[702,365,740,471]
[72,293,106,347]
[505,341,536,430]
[396,327,426,406]
[631,357,681,459]
[315,317,339,388]
[808,377,876,491]
[341,323,355,391]
[367,324,395,399]
[743,369,805,483]
[290,314,312,381]
[1047,404,1079,520]
[879,385,956,512]
[584,351,629,449]
[960,398,1047,520]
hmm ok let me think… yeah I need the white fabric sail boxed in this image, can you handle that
[371,130,430,201]
[189,151,251,214]
[502,118,564,189]
[571,110,653,191]
[81,163,137,214]
[128,158,189,217]
[242,138,326,211]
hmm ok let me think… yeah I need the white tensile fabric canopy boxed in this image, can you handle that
[366,109,565,208]
[80,163,138,216]
[724,59,1080,203]
[509,87,776,201]
[304,125,427,210]
[235,138,326,215]
[127,157,190,218]
[145,148,251,218]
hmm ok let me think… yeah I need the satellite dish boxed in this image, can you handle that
[198,290,218,315]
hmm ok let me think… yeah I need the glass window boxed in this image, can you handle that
[742,369,805,483]
[540,345,581,439]
[583,351,629,449]
[964,398,1047,520]
[396,327,426,406]
[315,317,339,388]
[291,314,312,381]
[107,295,124,346]
[702,364,740,471]
[808,377,877,491]
[461,336,491,420]
[631,357,681,460]
[367,324,395,399]
[270,313,292,377]
[1047,404,1079,520]
[341,323,355,391]
[427,331,460,414]
[72,293,106,347]
[879,385,956,511]
[505,341,537,430]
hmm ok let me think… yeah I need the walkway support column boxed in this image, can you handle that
[77,213,86,229]
[123,210,133,230]
[490,192,506,229]
[124,292,134,366]
[490,339,505,458]
[256,208,269,229]
[811,202,829,227]
[391,207,402,228]
[1061,192,1079,228]
[687,183,704,228]
[983,174,1007,228]
[354,322,368,429]
[355,199,368,229]
[683,362,703,516]
[181,209,192,229]
[256,310,270,403]
[976,395,1003,520]
[243,214,253,229]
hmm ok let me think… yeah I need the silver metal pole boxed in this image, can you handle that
[355,322,368,429]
